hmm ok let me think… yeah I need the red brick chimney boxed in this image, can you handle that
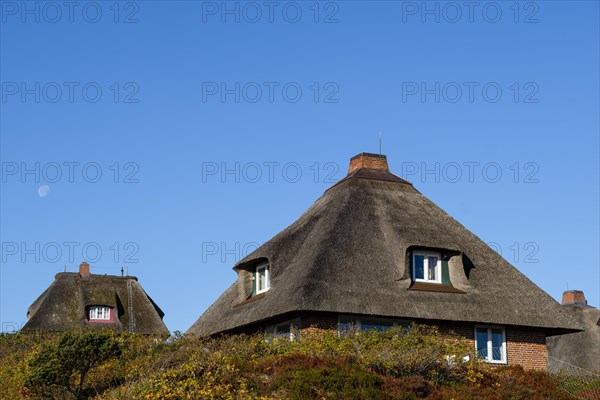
[562,290,587,305]
[79,262,90,278]
[348,153,389,174]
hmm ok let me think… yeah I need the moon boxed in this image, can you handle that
[38,185,50,198]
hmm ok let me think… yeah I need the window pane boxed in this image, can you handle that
[476,328,489,359]
[491,329,504,361]
[361,322,393,332]
[90,306,110,320]
[339,319,359,335]
[265,267,270,289]
[256,264,270,292]
[414,255,424,279]
[277,324,290,335]
[257,268,265,291]
[266,321,299,341]
[428,256,438,281]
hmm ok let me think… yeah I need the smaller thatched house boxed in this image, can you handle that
[547,291,600,372]
[22,262,168,335]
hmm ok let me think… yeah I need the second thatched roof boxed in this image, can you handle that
[23,265,168,335]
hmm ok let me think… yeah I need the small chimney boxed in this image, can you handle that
[348,152,389,174]
[562,290,587,305]
[79,262,90,278]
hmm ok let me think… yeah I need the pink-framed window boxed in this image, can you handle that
[88,306,114,323]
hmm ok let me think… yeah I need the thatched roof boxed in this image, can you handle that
[547,294,600,371]
[23,270,168,334]
[188,153,582,336]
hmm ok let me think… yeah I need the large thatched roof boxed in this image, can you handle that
[23,267,168,334]
[188,153,582,336]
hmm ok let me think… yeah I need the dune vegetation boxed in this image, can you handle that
[1,324,598,400]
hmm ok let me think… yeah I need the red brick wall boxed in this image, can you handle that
[437,322,547,370]
[506,327,547,370]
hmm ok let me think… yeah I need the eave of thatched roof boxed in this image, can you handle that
[188,157,583,336]
[23,273,168,334]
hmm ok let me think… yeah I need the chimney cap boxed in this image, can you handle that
[350,152,387,161]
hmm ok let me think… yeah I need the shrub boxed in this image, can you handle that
[382,375,432,399]
[271,356,387,400]
[24,330,121,400]
[0,325,586,399]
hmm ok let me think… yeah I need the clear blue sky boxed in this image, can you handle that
[1,1,598,333]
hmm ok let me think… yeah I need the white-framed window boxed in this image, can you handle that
[265,319,300,341]
[412,250,442,284]
[475,326,507,364]
[338,316,408,334]
[89,306,111,321]
[255,261,270,294]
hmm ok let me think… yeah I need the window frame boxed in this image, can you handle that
[474,325,507,364]
[265,318,300,341]
[412,250,442,284]
[255,261,270,294]
[88,306,112,322]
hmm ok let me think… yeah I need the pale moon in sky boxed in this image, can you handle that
[38,185,50,198]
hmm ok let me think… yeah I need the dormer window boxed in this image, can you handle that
[413,250,442,283]
[255,261,270,294]
[88,306,113,322]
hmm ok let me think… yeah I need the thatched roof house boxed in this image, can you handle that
[547,291,600,372]
[189,152,582,369]
[23,262,168,335]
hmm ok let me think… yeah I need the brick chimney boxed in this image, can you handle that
[79,262,90,278]
[562,290,587,305]
[348,153,389,174]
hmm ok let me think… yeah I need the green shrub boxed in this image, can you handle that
[24,330,121,400]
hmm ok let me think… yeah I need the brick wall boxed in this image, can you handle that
[437,321,547,370]
[506,327,547,370]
